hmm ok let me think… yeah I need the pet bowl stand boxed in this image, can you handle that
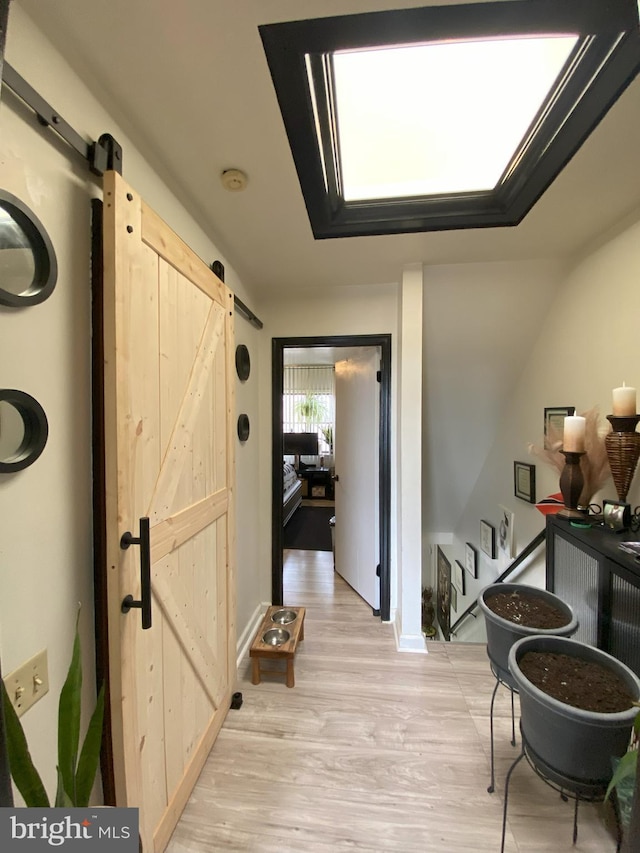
[250,605,306,688]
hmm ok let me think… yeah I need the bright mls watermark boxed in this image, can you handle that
[0,808,138,851]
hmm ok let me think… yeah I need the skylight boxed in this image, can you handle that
[260,1,640,239]
[332,36,578,201]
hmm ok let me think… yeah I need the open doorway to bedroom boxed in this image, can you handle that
[272,334,391,620]
[282,353,336,555]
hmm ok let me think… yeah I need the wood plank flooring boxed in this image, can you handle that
[165,549,619,852]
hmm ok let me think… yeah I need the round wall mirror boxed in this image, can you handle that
[235,344,250,380]
[0,190,57,307]
[0,390,49,472]
[237,413,250,442]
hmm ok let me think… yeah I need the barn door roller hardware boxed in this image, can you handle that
[2,62,122,176]
[210,260,264,330]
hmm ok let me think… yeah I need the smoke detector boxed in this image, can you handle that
[221,169,248,192]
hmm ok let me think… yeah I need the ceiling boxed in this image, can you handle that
[15,0,640,296]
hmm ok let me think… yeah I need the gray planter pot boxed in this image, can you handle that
[509,635,640,785]
[478,583,578,688]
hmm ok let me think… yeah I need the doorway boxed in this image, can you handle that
[272,334,391,620]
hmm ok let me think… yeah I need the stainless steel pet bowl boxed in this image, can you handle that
[271,608,297,625]
[262,628,290,646]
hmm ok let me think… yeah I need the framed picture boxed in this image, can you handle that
[544,406,575,449]
[514,461,536,503]
[464,542,477,578]
[480,520,496,559]
[450,583,458,613]
[453,560,466,595]
[436,546,451,641]
[498,505,516,559]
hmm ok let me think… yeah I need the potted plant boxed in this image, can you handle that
[1,611,105,807]
[508,635,640,786]
[606,703,639,847]
[320,425,334,453]
[295,393,326,425]
[478,583,579,688]
[422,586,436,639]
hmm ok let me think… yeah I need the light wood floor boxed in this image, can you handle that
[166,550,618,852]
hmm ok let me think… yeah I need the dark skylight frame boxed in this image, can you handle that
[260,0,640,240]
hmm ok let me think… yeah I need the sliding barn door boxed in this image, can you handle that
[102,171,236,852]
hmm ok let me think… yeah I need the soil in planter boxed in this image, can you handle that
[485,590,570,629]
[519,651,635,713]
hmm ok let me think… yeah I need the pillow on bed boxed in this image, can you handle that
[283,461,298,492]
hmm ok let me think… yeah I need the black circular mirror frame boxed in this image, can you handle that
[0,189,58,307]
[0,390,49,473]
[235,344,250,381]
[237,413,250,442]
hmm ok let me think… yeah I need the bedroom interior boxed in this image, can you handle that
[281,358,335,556]
[280,349,375,592]
[3,1,640,850]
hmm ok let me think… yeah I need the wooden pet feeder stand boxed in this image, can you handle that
[250,605,305,688]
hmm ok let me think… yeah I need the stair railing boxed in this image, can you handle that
[449,529,546,637]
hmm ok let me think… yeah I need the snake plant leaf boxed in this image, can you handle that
[74,683,105,807]
[606,749,638,800]
[0,679,49,807]
[54,766,74,808]
[57,613,82,803]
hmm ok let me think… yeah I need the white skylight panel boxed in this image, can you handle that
[333,35,578,201]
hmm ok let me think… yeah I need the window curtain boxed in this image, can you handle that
[283,365,335,453]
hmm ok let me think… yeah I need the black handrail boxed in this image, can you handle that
[449,529,546,637]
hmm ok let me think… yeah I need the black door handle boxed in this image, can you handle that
[120,517,152,629]
[332,474,339,482]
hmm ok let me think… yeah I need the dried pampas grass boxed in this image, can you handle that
[528,407,610,507]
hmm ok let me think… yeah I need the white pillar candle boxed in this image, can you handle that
[563,416,586,452]
[612,383,636,416]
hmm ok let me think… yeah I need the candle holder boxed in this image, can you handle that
[557,450,586,519]
[605,414,640,503]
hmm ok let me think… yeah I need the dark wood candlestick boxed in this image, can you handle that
[558,450,586,519]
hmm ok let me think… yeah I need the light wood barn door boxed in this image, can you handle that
[102,171,236,852]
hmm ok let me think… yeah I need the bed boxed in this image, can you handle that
[283,461,302,526]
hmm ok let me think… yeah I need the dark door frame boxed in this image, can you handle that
[272,334,391,620]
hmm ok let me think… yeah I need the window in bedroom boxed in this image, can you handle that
[283,365,335,456]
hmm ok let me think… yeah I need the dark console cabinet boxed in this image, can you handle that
[546,514,640,677]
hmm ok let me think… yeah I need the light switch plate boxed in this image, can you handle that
[3,649,49,717]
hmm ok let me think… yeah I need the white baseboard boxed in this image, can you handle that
[236,601,270,667]
[393,613,428,653]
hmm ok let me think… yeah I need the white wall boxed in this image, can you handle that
[447,210,640,638]
[420,258,563,632]
[257,284,400,613]
[422,259,564,534]
[397,266,425,649]
[0,4,262,803]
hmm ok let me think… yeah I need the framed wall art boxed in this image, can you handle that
[480,520,496,559]
[436,546,451,641]
[544,405,575,449]
[465,542,477,578]
[453,560,466,595]
[498,505,516,559]
[514,461,536,503]
[450,583,457,613]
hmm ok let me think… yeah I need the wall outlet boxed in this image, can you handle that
[3,649,49,717]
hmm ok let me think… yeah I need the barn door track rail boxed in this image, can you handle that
[2,61,122,176]
[0,49,265,330]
